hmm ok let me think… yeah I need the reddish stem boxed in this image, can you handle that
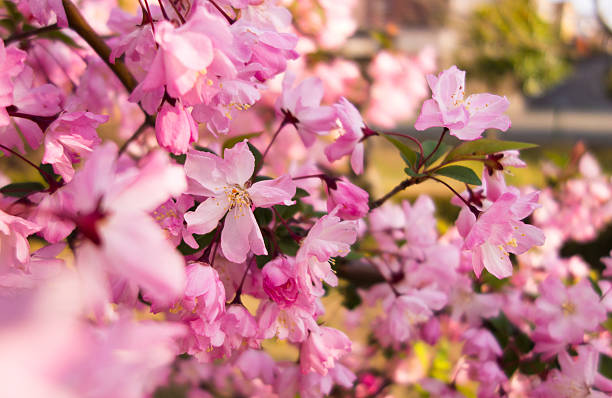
[0,143,60,191]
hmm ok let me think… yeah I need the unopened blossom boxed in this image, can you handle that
[300,326,351,375]
[156,101,198,155]
[325,97,367,174]
[415,65,511,140]
[184,140,295,263]
[457,191,545,279]
[275,71,337,147]
[326,178,369,220]
[534,276,606,343]
[42,111,108,182]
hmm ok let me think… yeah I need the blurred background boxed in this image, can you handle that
[309,0,612,208]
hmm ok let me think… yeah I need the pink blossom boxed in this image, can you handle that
[325,97,366,174]
[462,328,503,361]
[0,209,41,272]
[42,111,108,182]
[184,141,295,263]
[275,71,337,147]
[137,16,214,103]
[0,40,26,126]
[415,65,511,140]
[532,345,611,398]
[180,262,226,321]
[152,195,196,247]
[262,256,300,307]
[156,101,198,155]
[386,295,433,343]
[366,48,436,128]
[457,191,545,279]
[1,65,62,155]
[16,0,68,27]
[534,276,606,343]
[326,178,369,220]
[296,208,357,295]
[300,326,351,375]
[66,143,188,310]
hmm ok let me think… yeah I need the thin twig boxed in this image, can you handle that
[383,131,425,169]
[420,127,448,168]
[230,256,255,305]
[4,23,60,45]
[369,176,427,210]
[430,176,480,216]
[62,0,137,92]
[118,120,152,155]
[0,144,59,190]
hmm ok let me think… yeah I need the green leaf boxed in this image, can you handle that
[193,145,216,155]
[404,167,426,178]
[519,358,547,375]
[253,207,273,226]
[36,29,82,48]
[0,182,45,197]
[435,165,482,185]
[294,188,310,199]
[421,140,450,167]
[169,153,186,165]
[177,230,216,255]
[384,135,417,168]
[222,132,262,151]
[600,353,612,379]
[445,139,537,163]
[247,142,263,175]
[277,235,299,256]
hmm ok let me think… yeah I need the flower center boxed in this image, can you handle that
[225,185,251,211]
[561,301,576,316]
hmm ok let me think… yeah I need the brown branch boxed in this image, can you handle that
[369,176,427,210]
[62,0,137,93]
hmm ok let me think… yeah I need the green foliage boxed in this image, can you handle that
[0,182,45,197]
[434,165,482,186]
[462,0,571,95]
[444,139,537,163]
[383,135,418,169]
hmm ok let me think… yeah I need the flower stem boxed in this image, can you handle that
[420,127,448,168]
[230,256,255,305]
[383,131,425,170]
[0,144,60,190]
[430,176,480,216]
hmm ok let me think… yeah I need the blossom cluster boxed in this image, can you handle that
[0,0,611,397]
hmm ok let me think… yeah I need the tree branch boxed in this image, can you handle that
[62,0,137,93]
[369,176,427,210]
